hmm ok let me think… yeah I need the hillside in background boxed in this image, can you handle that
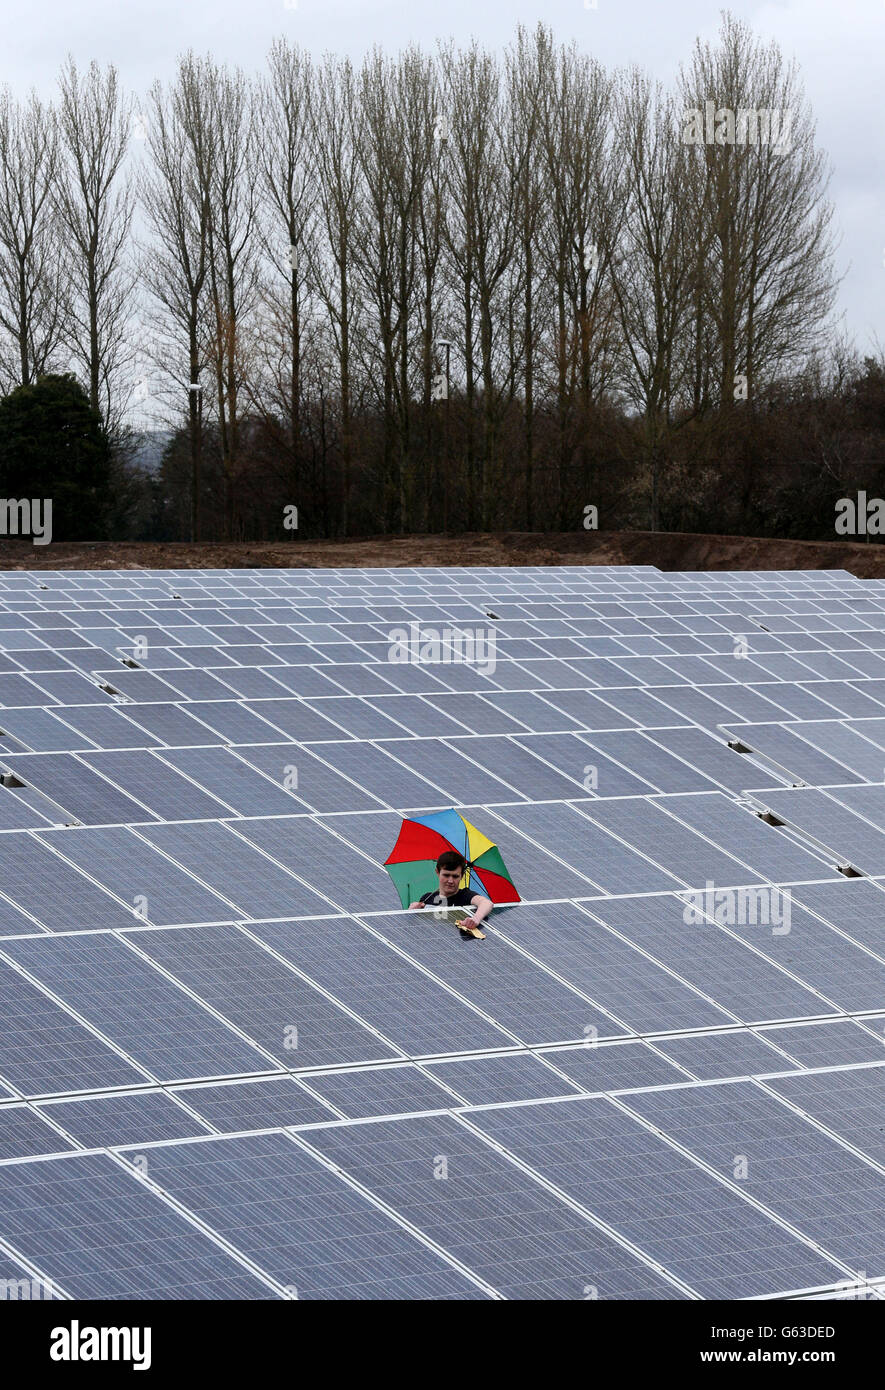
[2,529,885,574]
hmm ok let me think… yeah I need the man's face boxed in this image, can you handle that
[437,864,463,896]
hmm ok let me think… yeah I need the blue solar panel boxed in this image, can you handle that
[34,1090,210,1148]
[756,1020,885,1068]
[0,835,139,931]
[0,961,147,1097]
[236,817,395,912]
[654,1030,799,1080]
[304,1111,683,1298]
[368,911,628,1045]
[0,1103,75,1159]
[304,1063,454,1118]
[588,894,834,1023]
[38,825,240,925]
[500,904,731,1033]
[158,746,308,816]
[136,821,335,917]
[426,1052,583,1105]
[470,1096,846,1299]
[2,933,271,1081]
[536,1040,685,1092]
[9,563,885,1300]
[137,1130,489,1299]
[174,1076,335,1131]
[0,1152,276,1298]
[130,923,400,1067]
[766,1065,885,1167]
[79,749,230,820]
[625,1081,885,1277]
[495,802,681,893]
[253,918,511,1056]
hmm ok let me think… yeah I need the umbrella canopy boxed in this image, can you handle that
[384,808,521,908]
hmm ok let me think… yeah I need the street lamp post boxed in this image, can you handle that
[188,379,203,543]
[433,338,452,535]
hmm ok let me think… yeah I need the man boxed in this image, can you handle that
[409,850,493,938]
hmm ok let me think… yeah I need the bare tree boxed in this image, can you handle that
[680,12,837,416]
[309,53,361,536]
[439,38,519,527]
[55,56,135,436]
[353,45,438,531]
[607,69,703,528]
[0,89,66,390]
[253,38,316,508]
[203,60,260,540]
[141,55,215,540]
[505,24,552,528]
[538,40,618,525]
[414,62,446,530]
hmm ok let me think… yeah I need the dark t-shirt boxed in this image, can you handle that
[419,889,476,907]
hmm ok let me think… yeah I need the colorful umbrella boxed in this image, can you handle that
[383,808,521,908]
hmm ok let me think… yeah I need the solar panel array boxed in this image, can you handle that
[1,562,885,1300]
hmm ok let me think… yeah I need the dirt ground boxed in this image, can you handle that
[2,529,885,574]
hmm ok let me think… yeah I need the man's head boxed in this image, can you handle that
[436,850,467,896]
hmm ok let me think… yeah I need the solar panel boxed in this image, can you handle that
[580,796,772,886]
[38,824,242,925]
[34,1090,212,1149]
[302,1111,684,1298]
[0,752,154,825]
[751,788,885,873]
[587,894,831,1023]
[580,731,718,793]
[367,909,623,1045]
[653,1029,799,1079]
[534,1040,685,1092]
[135,821,335,917]
[766,1065,885,1167]
[755,1020,885,1068]
[0,1152,275,1298]
[512,731,657,796]
[155,746,307,816]
[0,1104,75,1159]
[80,749,231,820]
[253,917,512,1056]
[133,1130,489,1299]
[624,1081,885,1277]
[235,817,395,912]
[237,743,384,812]
[304,1062,455,1117]
[173,1077,336,1131]
[501,903,731,1033]
[6,562,885,1301]
[2,932,272,1080]
[469,1096,846,1299]
[640,791,838,883]
[500,801,682,892]
[130,922,406,1069]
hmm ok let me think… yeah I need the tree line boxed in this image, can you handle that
[1,13,876,544]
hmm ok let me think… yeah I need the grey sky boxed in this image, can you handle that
[2,0,881,355]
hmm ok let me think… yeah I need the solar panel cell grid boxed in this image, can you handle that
[4,563,885,1301]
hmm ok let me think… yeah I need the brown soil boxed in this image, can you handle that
[1,529,885,574]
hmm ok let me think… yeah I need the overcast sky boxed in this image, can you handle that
[2,0,881,355]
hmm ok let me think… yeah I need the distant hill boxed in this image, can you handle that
[129,429,171,475]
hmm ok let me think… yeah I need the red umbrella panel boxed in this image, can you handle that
[384,809,521,907]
